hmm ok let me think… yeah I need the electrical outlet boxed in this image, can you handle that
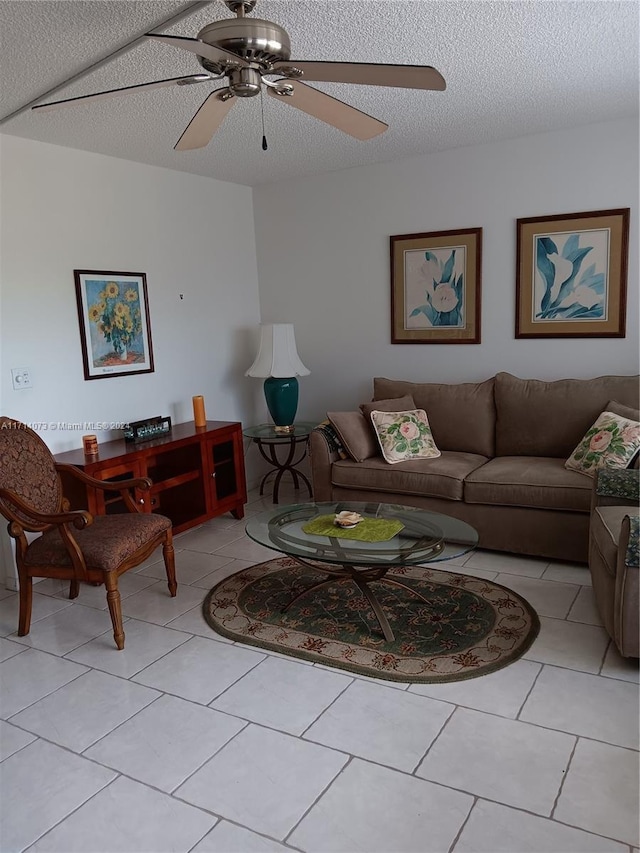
[11,368,32,390]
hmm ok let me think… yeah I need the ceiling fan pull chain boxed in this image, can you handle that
[260,87,268,151]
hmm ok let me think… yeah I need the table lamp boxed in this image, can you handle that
[245,324,310,433]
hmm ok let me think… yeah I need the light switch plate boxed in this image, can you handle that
[11,368,32,390]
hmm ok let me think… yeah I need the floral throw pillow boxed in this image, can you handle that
[565,411,640,478]
[370,409,441,464]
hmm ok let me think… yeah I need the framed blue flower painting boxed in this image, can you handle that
[516,209,629,338]
[74,270,155,379]
[390,228,482,344]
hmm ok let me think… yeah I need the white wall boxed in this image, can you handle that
[252,118,639,419]
[0,135,262,449]
[0,135,264,585]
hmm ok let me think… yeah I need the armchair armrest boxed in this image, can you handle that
[56,463,152,514]
[0,486,92,532]
[593,469,640,510]
[56,463,152,492]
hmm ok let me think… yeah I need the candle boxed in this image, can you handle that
[83,434,99,457]
[192,395,207,428]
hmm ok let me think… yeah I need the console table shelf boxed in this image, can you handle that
[55,420,247,534]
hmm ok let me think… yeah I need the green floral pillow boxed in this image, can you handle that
[565,410,640,478]
[370,409,440,464]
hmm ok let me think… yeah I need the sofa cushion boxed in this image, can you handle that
[370,409,440,463]
[331,451,489,501]
[372,377,496,457]
[360,394,416,420]
[591,506,635,577]
[607,399,640,422]
[607,400,640,469]
[327,411,378,462]
[495,372,640,457]
[464,456,592,512]
[565,410,640,478]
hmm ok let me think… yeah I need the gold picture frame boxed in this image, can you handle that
[515,208,630,338]
[390,228,482,344]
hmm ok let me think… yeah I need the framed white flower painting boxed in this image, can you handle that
[390,228,482,344]
[516,209,629,338]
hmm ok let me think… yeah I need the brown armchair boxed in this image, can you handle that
[0,417,176,650]
[589,468,639,658]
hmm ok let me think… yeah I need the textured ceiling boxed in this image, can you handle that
[1,0,638,187]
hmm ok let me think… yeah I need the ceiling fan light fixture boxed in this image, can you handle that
[228,67,262,96]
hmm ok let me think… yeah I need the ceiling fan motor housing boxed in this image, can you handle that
[197,18,291,75]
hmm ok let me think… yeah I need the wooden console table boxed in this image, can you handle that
[54,421,247,534]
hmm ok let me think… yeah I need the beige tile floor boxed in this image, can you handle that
[0,485,638,853]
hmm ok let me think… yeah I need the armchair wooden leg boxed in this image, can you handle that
[69,580,80,599]
[163,531,177,597]
[17,566,33,637]
[104,572,125,650]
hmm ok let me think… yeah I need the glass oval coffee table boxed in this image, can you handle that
[245,501,478,642]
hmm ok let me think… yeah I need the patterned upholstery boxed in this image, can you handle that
[626,515,639,568]
[596,468,640,502]
[25,513,172,571]
[0,418,62,516]
[315,420,348,459]
[0,417,177,650]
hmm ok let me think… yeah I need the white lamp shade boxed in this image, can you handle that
[245,324,310,378]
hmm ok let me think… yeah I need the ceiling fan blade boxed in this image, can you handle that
[273,61,446,91]
[147,34,250,70]
[267,81,387,140]
[174,89,236,151]
[32,75,211,112]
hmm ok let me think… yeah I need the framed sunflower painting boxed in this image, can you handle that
[74,270,155,380]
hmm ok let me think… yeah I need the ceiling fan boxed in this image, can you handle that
[32,0,446,151]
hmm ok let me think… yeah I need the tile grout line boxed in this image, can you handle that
[515,660,546,721]
[409,700,457,774]
[447,795,478,853]
[298,671,356,738]
[18,771,122,852]
[283,755,355,846]
[550,734,579,819]
[185,817,305,853]
[598,638,612,675]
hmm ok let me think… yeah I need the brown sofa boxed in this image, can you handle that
[310,372,639,564]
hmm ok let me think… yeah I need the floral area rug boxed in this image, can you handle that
[202,558,540,683]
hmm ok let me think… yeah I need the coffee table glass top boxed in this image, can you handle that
[245,501,478,567]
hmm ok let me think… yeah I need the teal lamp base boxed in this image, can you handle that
[264,377,299,430]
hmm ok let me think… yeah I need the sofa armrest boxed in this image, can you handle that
[309,424,342,502]
[614,513,640,657]
[592,468,640,511]
[621,515,639,569]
